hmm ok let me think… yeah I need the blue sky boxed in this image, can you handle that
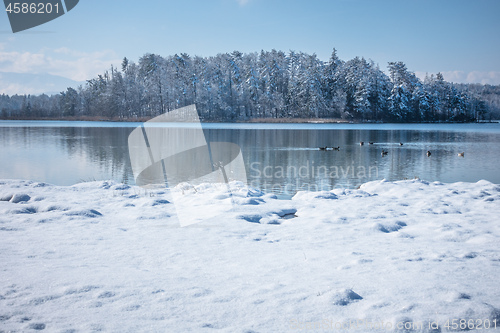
[1,0,500,94]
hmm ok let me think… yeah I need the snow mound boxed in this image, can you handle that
[64,209,102,218]
[9,193,31,203]
[292,190,338,201]
[332,289,363,306]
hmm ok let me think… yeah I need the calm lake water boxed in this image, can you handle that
[1,120,499,196]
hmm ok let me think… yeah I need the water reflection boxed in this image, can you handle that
[206,127,500,195]
[0,123,499,197]
[0,126,134,185]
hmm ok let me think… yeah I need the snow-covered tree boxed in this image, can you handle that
[2,48,496,123]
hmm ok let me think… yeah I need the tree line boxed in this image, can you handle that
[1,49,499,122]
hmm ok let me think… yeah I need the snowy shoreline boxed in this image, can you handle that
[1,178,500,332]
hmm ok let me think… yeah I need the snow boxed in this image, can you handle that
[1,178,500,332]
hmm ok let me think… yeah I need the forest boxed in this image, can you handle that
[1,49,499,122]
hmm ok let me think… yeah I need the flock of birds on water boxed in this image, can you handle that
[318,142,465,158]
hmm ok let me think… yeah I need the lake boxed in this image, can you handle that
[1,120,499,197]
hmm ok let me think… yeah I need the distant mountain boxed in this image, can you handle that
[0,72,84,96]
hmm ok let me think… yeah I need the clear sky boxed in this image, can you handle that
[1,0,500,94]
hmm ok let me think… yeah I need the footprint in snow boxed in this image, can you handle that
[462,252,478,259]
[11,206,38,214]
[238,214,262,223]
[124,304,141,311]
[152,199,170,206]
[29,295,60,306]
[28,323,46,330]
[98,291,116,299]
[64,209,102,218]
[374,221,407,233]
[64,285,100,295]
[0,314,12,321]
[239,197,265,205]
[457,292,471,300]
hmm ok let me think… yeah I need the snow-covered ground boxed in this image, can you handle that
[1,178,500,332]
